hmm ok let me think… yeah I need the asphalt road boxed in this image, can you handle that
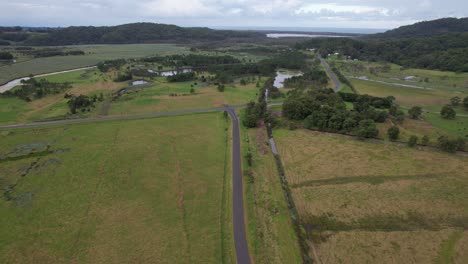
[227,109,251,264]
[318,55,342,91]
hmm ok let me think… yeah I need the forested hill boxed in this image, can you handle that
[372,17,468,38]
[0,23,262,45]
[296,17,468,72]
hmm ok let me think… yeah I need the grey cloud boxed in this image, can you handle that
[0,0,466,29]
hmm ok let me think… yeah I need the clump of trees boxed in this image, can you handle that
[97,59,127,72]
[283,88,388,138]
[242,101,266,128]
[0,51,13,60]
[66,93,103,114]
[113,71,132,82]
[142,54,240,68]
[284,69,329,89]
[4,78,71,101]
[167,72,196,82]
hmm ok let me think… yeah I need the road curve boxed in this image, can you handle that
[226,108,251,264]
[317,55,341,91]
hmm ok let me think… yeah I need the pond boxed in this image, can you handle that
[273,70,303,88]
[149,68,192,76]
[131,80,149,86]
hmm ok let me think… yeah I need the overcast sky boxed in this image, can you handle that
[0,0,466,29]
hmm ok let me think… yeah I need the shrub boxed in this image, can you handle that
[356,119,379,139]
[408,106,422,119]
[421,135,430,146]
[408,135,418,147]
[440,105,456,119]
[387,126,400,141]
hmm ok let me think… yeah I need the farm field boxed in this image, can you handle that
[0,44,189,84]
[242,127,302,263]
[0,113,234,263]
[334,60,468,92]
[273,128,468,263]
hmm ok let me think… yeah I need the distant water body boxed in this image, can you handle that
[213,26,387,34]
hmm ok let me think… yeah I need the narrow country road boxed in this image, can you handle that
[317,55,341,91]
[227,109,251,264]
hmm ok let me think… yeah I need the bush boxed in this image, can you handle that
[437,136,465,153]
[440,105,456,119]
[408,135,418,147]
[0,51,13,60]
[408,106,422,119]
[356,119,379,139]
[217,84,225,92]
[387,126,400,141]
[421,135,430,146]
[450,96,461,106]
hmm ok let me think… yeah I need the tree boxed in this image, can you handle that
[395,110,405,123]
[356,119,379,139]
[217,84,225,92]
[190,87,195,94]
[387,126,400,141]
[440,105,456,119]
[408,106,422,119]
[408,135,418,147]
[450,96,461,106]
[463,96,468,109]
[421,135,430,146]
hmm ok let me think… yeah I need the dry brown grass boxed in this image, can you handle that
[273,128,468,263]
[316,230,453,264]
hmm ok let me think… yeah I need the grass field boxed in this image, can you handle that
[0,44,189,84]
[0,113,234,263]
[273,128,468,263]
[334,60,468,92]
[242,126,302,263]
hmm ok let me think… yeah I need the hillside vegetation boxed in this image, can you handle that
[0,23,262,46]
[297,17,468,72]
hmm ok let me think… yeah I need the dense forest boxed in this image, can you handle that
[370,17,468,38]
[297,33,468,72]
[0,23,262,45]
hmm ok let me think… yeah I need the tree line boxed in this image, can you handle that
[3,79,71,101]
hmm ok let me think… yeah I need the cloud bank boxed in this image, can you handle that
[0,0,466,29]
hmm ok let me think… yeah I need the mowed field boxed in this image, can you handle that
[242,127,302,263]
[274,128,468,264]
[0,113,234,263]
[0,44,189,84]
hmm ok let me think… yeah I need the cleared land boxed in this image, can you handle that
[242,126,302,263]
[0,113,234,263]
[0,44,188,84]
[274,128,468,263]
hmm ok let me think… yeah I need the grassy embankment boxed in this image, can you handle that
[0,113,234,263]
[240,123,302,263]
[273,128,468,264]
